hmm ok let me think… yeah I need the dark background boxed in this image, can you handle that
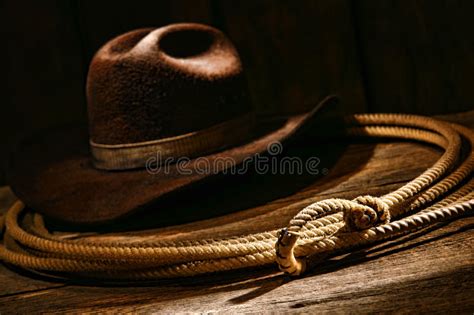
[2,0,474,184]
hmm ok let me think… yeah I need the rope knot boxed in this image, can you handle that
[344,195,391,230]
[276,196,392,276]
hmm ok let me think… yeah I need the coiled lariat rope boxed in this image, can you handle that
[0,113,472,280]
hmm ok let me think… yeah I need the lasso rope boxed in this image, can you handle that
[0,113,472,280]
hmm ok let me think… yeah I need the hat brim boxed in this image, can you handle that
[8,95,337,224]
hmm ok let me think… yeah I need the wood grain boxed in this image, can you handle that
[0,211,472,313]
[353,0,474,114]
[5,0,474,185]
[0,0,87,185]
[215,0,367,115]
[0,112,472,313]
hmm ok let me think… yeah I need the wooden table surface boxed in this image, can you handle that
[0,112,473,314]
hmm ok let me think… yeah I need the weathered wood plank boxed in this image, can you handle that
[216,0,366,115]
[1,218,472,313]
[0,112,472,312]
[1,0,86,185]
[353,0,474,114]
[0,187,66,297]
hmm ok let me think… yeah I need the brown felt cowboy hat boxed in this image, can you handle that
[7,23,337,225]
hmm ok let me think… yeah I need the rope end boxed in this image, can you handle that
[275,228,306,276]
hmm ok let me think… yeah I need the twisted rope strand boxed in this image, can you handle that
[23,125,460,247]
[0,113,472,280]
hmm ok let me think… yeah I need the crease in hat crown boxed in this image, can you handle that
[7,22,336,224]
[86,23,254,170]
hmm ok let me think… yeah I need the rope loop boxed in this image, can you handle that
[0,113,472,280]
[345,195,391,231]
[276,195,391,276]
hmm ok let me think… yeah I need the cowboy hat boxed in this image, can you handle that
[8,23,337,224]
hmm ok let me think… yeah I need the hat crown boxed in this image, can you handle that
[86,23,252,146]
